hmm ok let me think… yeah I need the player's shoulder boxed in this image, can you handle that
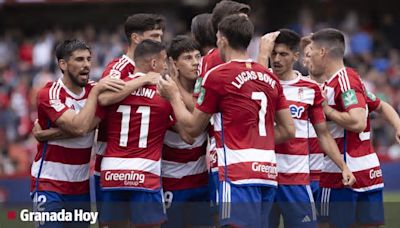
[298,74,321,89]
[102,55,135,79]
[202,61,231,84]
[37,80,62,100]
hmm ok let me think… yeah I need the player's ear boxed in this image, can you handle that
[130,33,141,45]
[58,59,67,72]
[294,51,300,62]
[150,59,157,71]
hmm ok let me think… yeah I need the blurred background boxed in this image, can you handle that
[0,0,400,206]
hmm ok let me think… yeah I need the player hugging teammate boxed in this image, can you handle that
[31,1,400,228]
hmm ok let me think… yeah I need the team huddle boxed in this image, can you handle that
[30,0,400,228]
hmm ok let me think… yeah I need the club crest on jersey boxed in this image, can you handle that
[245,62,252,69]
[342,89,358,108]
[197,87,206,105]
[289,104,305,118]
[298,88,304,100]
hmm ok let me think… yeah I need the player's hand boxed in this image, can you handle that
[342,166,356,187]
[167,57,179,82]
[259,31,280,57]
[157,75,180,100]
[95,77,125,93]
[145,72,162,85]
[32,119,43,141]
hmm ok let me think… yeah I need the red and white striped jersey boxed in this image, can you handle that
[320,67,384,192]
[196,59,288,186]
[276,73,325,185]
[194,48,224,175]
[161,130,208,191]
[100,73,175,191]
[31,79,96,195]
[308,86,381,182]
[94,55,135,176]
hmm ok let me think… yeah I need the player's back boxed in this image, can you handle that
[198,59,287,186]
[101,74,174,191]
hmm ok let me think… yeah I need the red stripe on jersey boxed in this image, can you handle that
[38,144,91,165]
[276,138,308,155]
[100,170,160,190]
[163,172,209,191]
[278,173,310,185]
[94,154,102,173]
[162,143,207,162]
[310,170,321,181]
[31,177,89,195]
[320,166,383,191]
[219,161,277,184]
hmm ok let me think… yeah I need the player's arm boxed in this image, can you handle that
[98,72,160,106]
[158,76,211,137]
[256,31,280,68]
[274,108,295,144]
[323,104,367,133]
[55,77,124,136]
[32,119,76,142]
[314,121,356,186]
[374,101,400,143]
[170,123,195,145]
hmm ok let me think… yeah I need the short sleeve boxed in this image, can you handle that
[337,77,366,112]
[366,91,381,112]
[195,72,222,114]
[37,87,69,123]
[309,85,326,124]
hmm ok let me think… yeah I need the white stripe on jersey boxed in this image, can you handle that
[309,153,324,170]
[294,119,312,138]
[276,154,309,174]
[101,157,161,175]
[161,155,207,178]
[217,147,275,166]
[48,132,95,149]
[163,130,207,149]
[323,152,380,173]
[31,159,90,182]
[283,85,315,104]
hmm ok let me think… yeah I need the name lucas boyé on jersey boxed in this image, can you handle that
[231,70,276,89]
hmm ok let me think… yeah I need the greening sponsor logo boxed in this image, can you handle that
[194,78,202,94]
[197,87,206,105]
[342,89,358,108]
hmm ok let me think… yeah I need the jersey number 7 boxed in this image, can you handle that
[251,92,267,136]
[117,105,150,148]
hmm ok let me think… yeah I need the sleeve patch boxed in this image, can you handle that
[341,89,358,108]
[197,87,206,105]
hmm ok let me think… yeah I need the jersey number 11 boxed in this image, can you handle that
[117,105,150,148]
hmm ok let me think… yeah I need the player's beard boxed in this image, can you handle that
[68,68,89,87]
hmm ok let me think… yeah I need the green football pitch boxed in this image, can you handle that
[1,192,400,227]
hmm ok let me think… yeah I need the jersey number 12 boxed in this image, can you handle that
[117,105,150,148]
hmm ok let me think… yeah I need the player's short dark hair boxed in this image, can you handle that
[218,14,253,51]
[275,29,301,52]
[211,0,250,36]
[55,39,90,61]
[124,13,165,44]
[311,28,345,58]
[134,39,165,63]
[191,13,216,50]
[167,35,200,60]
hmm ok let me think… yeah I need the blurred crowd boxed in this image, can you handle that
[0,7,400,175]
